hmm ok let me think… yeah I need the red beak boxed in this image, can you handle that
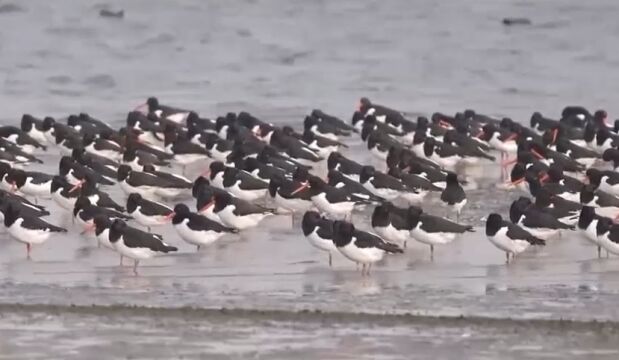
[531,149,545,160]
[69,180,85,194]
[290,181,309,196]
[199,201,215,213]
[9,181,16,193]
[201,169,211,178]
[504,133,518,142]
[510,177,525,186]
[163,212,175,222]
[81,221,96,235]
[539,173,550,184]
[134,102,147,112]
[551,129,558,144]
[475,130,485,139]
[438,120,452,129]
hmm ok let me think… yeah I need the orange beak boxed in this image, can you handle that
[162,212,175,222]
[290,181,309,196]
[81,221,96,235]
[504,133,518,142]
[531,149,545,160]
[69,180,85,194]
[539,173,550,184]
[510,177,525,186]
[9,181,16,193]
[551,128,558,144]
[201,169,211,178]
[583,176,590,185]
[134,102,147,112]
[439,120,452,128]
[199,201,215,213]
[475,130,485,139]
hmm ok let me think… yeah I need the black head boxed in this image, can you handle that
[593,109,608,124]
[445,172,459,186]
[463,109,475,119]
[580,184,597,204]
[417,116,429,128]
[406,205,423,229]
[359,166,376,183]
[293,166,309,183]
[117,165,132,181]
[0,162,11,178]
[386,146,401,169]
[546,164,564,183]
[578,206,596,229]
[6,169,27,188]
[332,220,355,247]
[93,215,113,235]
[478,124,496,142]
[358,97,372,113]
[283,126,297,137]
[208,161,226,179]
[213,192,233,212]
[602,148,619,163]
[51,176,70,193]
[596,217,613,237]
[360,122,376,142]
[303,115,319,131]
[412,130,426,146]
[585,168,603,188]
[387,166,402,179]
[73,196,92,217]
[146,97,159,112]
[192,176,210,198]
[301,210,322,236]
[42,116,56,131]
[59,156,76,176]
[326,152,342,170]
[71,147,87,162]
[241,157,261,173]
[163,125,178,146]
[172,203,191,224]
[485,213,503,236]
[510,163,526,183]
[82,133,96,147]
[142,164,157,173]
[196,188,216,212]
[20,114,35,131]
[307,175,326,192]
[509,197,531,223]
[268,176,283,197]
[500,117,514,130]
[126,193,143,213]
[109,219,128,243]
[423,137,436,157]
[530,112,543,128]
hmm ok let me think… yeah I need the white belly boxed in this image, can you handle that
[410,226,457,246]
[96,229,115,250]
[374,224,410,244]
[52,190,76,210]
[362,181,400,201]
[174,220,225,246]
[306,230,337,253]
[20,178,51,197]
[597,233,619,255]
[337,242,384,265]
[130,207,169,227]
[274,193,313,213]
[113,240,158,260]
[487,228,530,255]
[120,180,158,200]
[217,205,270,230]
[311,192,354,219]
[8,219,52,245]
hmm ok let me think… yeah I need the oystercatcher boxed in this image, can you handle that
[195,186,229,224]
[0,126,46,153]
[327,169,384,203]
[301,211,337,266]
[595,218,619,256]
[82,134,122,161]
[586,168,619,197]
[0,191,49,219]
[5,168,53,199]
[222,167,269,202]
[291,176,363,220]
[327,152,363,182]
[20,114,48,144]
[509,197,574,240]
[122,146,170,171]
[241,157,288,183]
[268,175,313,214]
[206,192,275,230]
[485,213,545,263]
[50,176,78,210]
[60,156,114,186]
[406,206,474,259]
[171,203,238,250]
[440,173,466,222]
[140,96,190,124]
[371,203,412,247]
[359,166,414,202]
[201,161,226,189]
[0,203,67,259]
[332,220,403,276]
[578,206,607,258]
[126,193,173,231]
[73,196,130,231]
[108,219,178,275]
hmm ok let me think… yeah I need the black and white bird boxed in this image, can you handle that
[5,168,53,199]
[359,166,417,202]
[327,152,364,181]
[595,217,619,256]
[579,184,619,217]
[578,206,606,258]
[331,220,403,276]
[205,192,275,230]
[126,193,174,231]
[222,166,269,202]
[268,176,313,214]
[20,114,49,144]
[0,191,49,220]
[485,213,545,263]
[371,203,412,247]
[73,196,131,230]
[0,203,67,258]
[439,173,467,222]
[301,211,338,266]
[140,96,190,124]
[586,168,619,198]
[509,197,574,240]
[171,203,238,250]
[326,169,384,203]
[70,176,125,212]
[406,206,474,259]
[201,161,226,189]
[108,219,178,275]
[292,176,365,220]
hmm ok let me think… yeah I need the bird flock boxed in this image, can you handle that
[1,97,618,275]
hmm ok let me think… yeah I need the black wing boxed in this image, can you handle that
[353,230,403,253]
[419,214,473,233]
[506,221,545,245]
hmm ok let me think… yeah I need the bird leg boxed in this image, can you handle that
[147,226,151,232]
[328,253,332,267]
[598,246,601,259]
[120,255,124,266]
[197,245,201,252]
[403,240,407,249]
[361,264,367,276]
[133,260,139,276]
[430,245,434,261]
[26,243,31,260]
[505,252,510,264]
[367,263,372,276]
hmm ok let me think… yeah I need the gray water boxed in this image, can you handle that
[2,0,619,358]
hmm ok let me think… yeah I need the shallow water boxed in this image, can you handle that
[2,0,619,358]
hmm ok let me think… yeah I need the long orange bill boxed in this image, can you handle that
[475,130,485,139]
[9,182,16,193]
[504,133,518,142]
[551,129,558,144]
[199,201,215,213]
[69,180,85,194]
[439,120,452,129]
[290,182,309,196]
[81,222,96,234]
[510,177,525,186]
[539,173,550,184]
[531,149,545,160]
[200,169,211,178]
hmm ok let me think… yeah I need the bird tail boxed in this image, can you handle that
[229,227,240,234]
[481,152,496,161]
[465,225,475,232]
[162,245,178,253]
[528,236,545,246]
[379,241,404,254]
[49,225,68,233]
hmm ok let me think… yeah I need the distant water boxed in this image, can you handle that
[1,0,619,125]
